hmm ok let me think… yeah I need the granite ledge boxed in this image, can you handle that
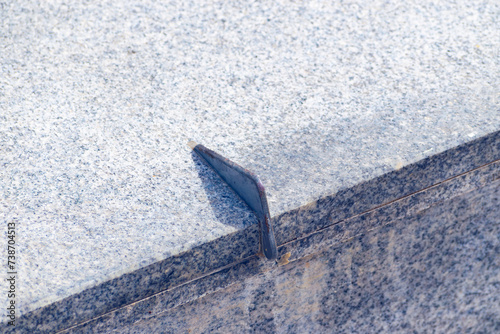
[8,132,500,334]
[62,167,500,333]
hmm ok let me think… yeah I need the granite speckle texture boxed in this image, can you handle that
[63,178,500,333]
[16,161,498,334]
[1,0,499,331]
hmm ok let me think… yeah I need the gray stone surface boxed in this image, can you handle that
[64,170,500,333]
[0,0,499,331]
[9,157,500,333]
[126,180,500,334]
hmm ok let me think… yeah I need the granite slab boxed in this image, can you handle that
[7,155,500,333]
[122,180,500,333]
[1,0,499,332]
[60,165,500,333]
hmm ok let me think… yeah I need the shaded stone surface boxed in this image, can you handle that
[66,180,499,333]
[16,161,495,334]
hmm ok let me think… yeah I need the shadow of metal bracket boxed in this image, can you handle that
[188,141,278,260]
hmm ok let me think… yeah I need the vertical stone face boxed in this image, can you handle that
[247,275,277,333]
[95,180,499,334]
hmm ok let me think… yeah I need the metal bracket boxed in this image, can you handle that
[189,141,278,260]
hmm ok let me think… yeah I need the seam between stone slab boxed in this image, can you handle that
[273,130,500,246]
[58,163,499,333]
[12,223,262,333]
[277,161,500,263]
[279,158,500,253]
[58,254,264,334]
[10,131,500,334]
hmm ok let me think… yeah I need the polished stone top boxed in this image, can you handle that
[1,0,499,322]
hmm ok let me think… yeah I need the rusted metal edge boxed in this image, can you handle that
[188,141,278,261]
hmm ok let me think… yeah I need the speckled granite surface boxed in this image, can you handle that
[8,159,500,333]
[63,172,500,333]
[1,0,499,332]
